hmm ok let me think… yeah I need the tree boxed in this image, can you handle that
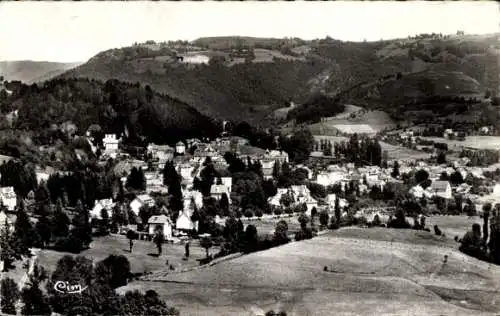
[0,218,24,271]
[283,128,314,164]
[273,220,289,245]
[200,237,213,258]
[71,199,92,249]
[95,254,131,289]
[450,171,464,185]
[310,207,318,222]
[14,202,37,252]
[1,277,20,315]
[272,160,281,179]
[415,169,429,184]
[391,161,400,178]
[243,224,258,253]
[483,203,492,245]
[163,161,183,212]
[126,167,146,191]
[153,228,164,255]
[219,193,230,216]
[298,213,309,229]
[334,196,341,224]
[437,152,447,164]
[35,215,51,248]
[21,264,51,316]
[319,210,329,228]
[50,200,70,238]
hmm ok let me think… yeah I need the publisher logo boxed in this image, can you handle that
[54,281,87,294]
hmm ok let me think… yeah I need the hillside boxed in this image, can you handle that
[60,34,500,125]
[120,227,500,316]
[0,61,83,84]
[0,78,219,145]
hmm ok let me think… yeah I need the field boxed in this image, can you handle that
[308,108,396,136]
[119,224,500,316]
[421,136,500,151]
[379,141,431,161]
[35,234,217,277]
[426,215,481,241]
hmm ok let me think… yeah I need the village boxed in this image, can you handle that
[1,119,498,256]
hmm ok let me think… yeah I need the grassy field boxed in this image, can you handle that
[380,141,431,161]
[119,225,500,316]
[421,136,500,151]
[426,215,482,241]
[308,108,396,136]
[35,234,217,276]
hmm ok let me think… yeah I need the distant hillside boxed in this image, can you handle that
[0,61,83,84]
[1,78,219,145]
[60,34,500,125]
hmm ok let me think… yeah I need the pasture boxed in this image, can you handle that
[309,108,396,136]
[421,136,500,151]
[35,234,216,276]
[119,226,500,316]
[380,141,431,160]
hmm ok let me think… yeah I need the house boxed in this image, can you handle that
[220,177,232,193]
[175,141,186,155]
[183,189,204,210]
[268,188,289,208]
[261,159,275,180]
[443,129,454,140]
[210,184,230,201]
[103,134,120,152]
[263,150,289,163]
[176,209,198,231]
[430,181,452,199]
[148,215,173,240]
[0,187,17,211]
[129,194,155,216]
[91,199,115,219]
[0,210,13,232]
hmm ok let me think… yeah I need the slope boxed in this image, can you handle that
[60,34,500,126]
[2,78,219,145]
[119,227,500,316]
[0,61,83,84]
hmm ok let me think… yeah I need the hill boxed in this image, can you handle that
[119,227,500,316]
[0,61,83,84]
[0,78,220,145]
[60,34,500,125]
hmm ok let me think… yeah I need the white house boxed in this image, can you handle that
[91,199,115,219]
[129,194,155,216]
[268,188,289,208]
[0,187,17,211]
[181,54,210,65]
[175,141,186,155]
[183,190,203,210]
[210,184,230,201]
[176,209,198,231]
[430,181,452,199]
[220,177,232,193]
[36,172,50,185]
[316,171,346,187]
[103,134,120,152]
[148,215,173,240]
[0,210,13,232]
[263,150,289,163]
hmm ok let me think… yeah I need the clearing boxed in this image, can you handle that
[119,226,500,316]
[379,141,431,161]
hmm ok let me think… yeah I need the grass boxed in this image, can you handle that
[380,141,431,161]
[119,224,500,315]
[35,234,218,277]
[421,136,500,151]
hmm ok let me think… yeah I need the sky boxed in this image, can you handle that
[0,1,498,63]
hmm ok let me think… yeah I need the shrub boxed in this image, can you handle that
[328,216,339,229]
[274,208,282,216]
[244,210,254,218]
[255,209,263,218]
[284,207,293,214]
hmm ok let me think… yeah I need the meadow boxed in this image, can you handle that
[119,221,500,316]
